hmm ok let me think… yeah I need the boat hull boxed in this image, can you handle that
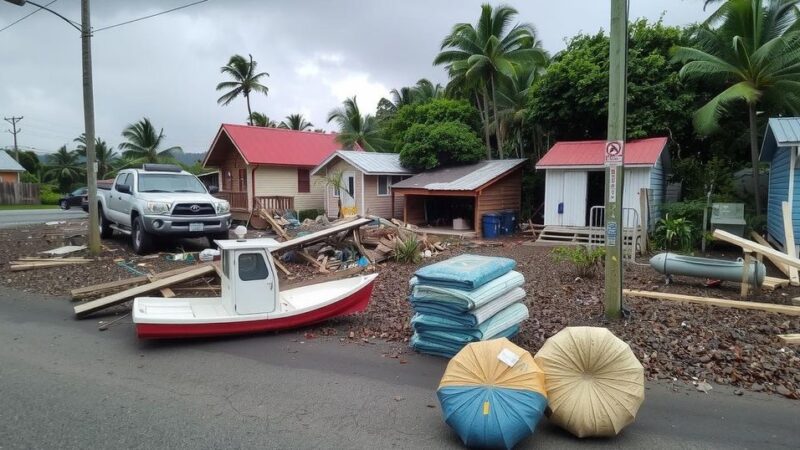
[136,278,375,339]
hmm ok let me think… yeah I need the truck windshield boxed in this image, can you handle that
[138,174,207,193]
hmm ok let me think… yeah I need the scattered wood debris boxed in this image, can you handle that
[9,257,92,272]
[623,289,800,316]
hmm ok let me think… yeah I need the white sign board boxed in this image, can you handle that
[608,165,617,203]
[604,140,624,166]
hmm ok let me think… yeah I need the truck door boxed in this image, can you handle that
[107,173,126,221]
[232,250,276,314]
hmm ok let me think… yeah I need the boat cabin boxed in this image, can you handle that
[216,238,281,315]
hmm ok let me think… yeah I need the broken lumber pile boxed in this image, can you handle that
[623,289,800,316]
[70,264,208,300]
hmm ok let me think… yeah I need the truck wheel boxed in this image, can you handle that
[207,232,229,248]
[99,207,113,238]
[132,216,153,255]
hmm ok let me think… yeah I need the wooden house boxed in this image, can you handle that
[391,159,526,237]
[759,117,800,251]
[0,151,25,183]
[202,124,344,218]
[311,150,414,218]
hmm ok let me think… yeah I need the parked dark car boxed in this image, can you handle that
[59,187,88,210]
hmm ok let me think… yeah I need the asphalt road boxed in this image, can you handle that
[0,208,87,228]
[0,287,797,449]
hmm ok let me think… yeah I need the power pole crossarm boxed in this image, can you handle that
[4,116,23,162]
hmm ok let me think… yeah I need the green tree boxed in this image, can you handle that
[434,4,547,157]
[399,121,484,170]
[673,0,800,213]
[279,113,314,130]
[327,96,387,151]
[496,63,544,159]
[249,112,277,127]
[119,118,183,166]
[74,133,118,178]
[44,145,84,194]
[216,54,270,125]
[377,79,444,120]
[11,150,40,175]
[380,98,481,149]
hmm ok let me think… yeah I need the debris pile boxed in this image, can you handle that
[408,254,529,357]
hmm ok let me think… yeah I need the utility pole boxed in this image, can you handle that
[4,116,23,162]
[603,0,629,319]
[81,0,100,255]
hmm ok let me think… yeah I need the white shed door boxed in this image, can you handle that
[544,170,587,226]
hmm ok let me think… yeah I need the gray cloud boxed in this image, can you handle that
[0,0,710,154]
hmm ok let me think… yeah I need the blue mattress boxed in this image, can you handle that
[413,254,517,291]
[410,325,520,358]
[411,303,529,341]
[411,287,526,327]
[410,271,525,312]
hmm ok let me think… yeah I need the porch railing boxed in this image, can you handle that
[214,190,248,211]
[254,195,294,212]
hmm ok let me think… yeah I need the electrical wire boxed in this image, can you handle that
[93,0,208,33]
[0,0,59,33]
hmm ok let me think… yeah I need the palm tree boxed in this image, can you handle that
[74,133,118,178]
[673,0,800,213]
[45,145,84,194]
[413,78,445,102]
[118,118,183,166]
[216,54,270,125]
[434,4,548,157]
[249,112,277,127]
[279,113,314,130]
[377,78,445,118]
[496,64,543,158]
[327,96,387,151]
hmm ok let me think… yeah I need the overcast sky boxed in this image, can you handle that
[0,0,710,155]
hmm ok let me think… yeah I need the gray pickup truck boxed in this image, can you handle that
[97,164,232,254]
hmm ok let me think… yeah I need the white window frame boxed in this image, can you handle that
[332,185,340,198]
[377,175,391,197]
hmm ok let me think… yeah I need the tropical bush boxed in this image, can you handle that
[298,208,324,222]
[551,245,605,278]
[40,184,61,205]
[394,235,422,264]
[654,214,695,253]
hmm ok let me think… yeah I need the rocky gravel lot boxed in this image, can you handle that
[1,221,798,398]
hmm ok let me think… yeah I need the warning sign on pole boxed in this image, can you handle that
[608,166,617,203]
[605,140,624,166]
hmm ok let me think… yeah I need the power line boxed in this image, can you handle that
[0,0,59,33]
[93,0,208,33]
[4,116,23,162]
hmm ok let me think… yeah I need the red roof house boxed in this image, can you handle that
[535,137,669,229]
[203,124,347,214]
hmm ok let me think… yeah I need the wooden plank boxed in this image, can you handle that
[793,297,800,307]
[749,231,790,276]
[781,201,799,285]
[281,266,367,290]
[259,209,291,240]
[74,265,216,317]
[763,276,790,291]
[39,245,87,256]
[623,289,800,316]
[712,229,800,270]
[740,252,752,297]
[10,260,90,271]
[352,229,373,264]
[70,264,211,299]
[273,258,291,276]
[778,334,800,345]
[271,217,373,253]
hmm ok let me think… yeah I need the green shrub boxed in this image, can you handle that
[394,235,422,264]
[661,200,706,230]
[40,184,61,205]
[551,245,605,278]
[654,214,694,253]
[299,208,325,222]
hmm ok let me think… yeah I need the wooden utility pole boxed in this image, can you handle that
[4,116,23,162]
[81,0,100,255]
[604,0,629,319]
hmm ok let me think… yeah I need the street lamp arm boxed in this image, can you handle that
[5,0,82,32]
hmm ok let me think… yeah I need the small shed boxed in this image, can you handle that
[0,151,26,183]
[759,117,800,251]
[391,159,526,236]
[535,137,669,229]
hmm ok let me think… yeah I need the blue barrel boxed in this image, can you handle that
[500,210,517,235]
[482,213,501,239]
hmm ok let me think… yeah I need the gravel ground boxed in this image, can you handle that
[1,222,798,398]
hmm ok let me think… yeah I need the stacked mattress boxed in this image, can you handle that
[409,254,529,358]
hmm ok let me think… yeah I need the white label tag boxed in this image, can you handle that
[497,348,520,367]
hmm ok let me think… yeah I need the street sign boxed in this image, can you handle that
[606,222,617,247]
[604,140,624,166]
[608,166,617,203]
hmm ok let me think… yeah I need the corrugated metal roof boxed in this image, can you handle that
[535,137,668,168]
[0,151,25,172]
[312,150,413,176]
[760,117,800,162]
[392,159,526,191]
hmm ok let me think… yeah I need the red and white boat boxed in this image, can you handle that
[133,237,378,339]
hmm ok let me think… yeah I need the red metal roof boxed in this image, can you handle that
[209,124,347,167]
[536,137,668,168]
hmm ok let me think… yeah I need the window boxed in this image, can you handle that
[138,174,206,193]
[332,185,340,197]
[377,175,408,196]
[238,168,247,192]
[222,250,231,279]
[297,168,310,193]
[238,253,268,281]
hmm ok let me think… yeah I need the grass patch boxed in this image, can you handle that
[0,204,60,211]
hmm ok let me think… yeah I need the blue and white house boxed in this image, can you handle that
[760,117,800,251]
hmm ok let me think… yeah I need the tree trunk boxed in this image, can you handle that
[246,94,253,126]
[481,87,493,159]
[490,73,503,158]
[748,102,762,214]
[475,92,491,159]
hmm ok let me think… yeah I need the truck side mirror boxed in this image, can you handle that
[208,185,219,194]
[116,184,131,194]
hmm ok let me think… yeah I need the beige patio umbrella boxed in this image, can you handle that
[533,326,644,438]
